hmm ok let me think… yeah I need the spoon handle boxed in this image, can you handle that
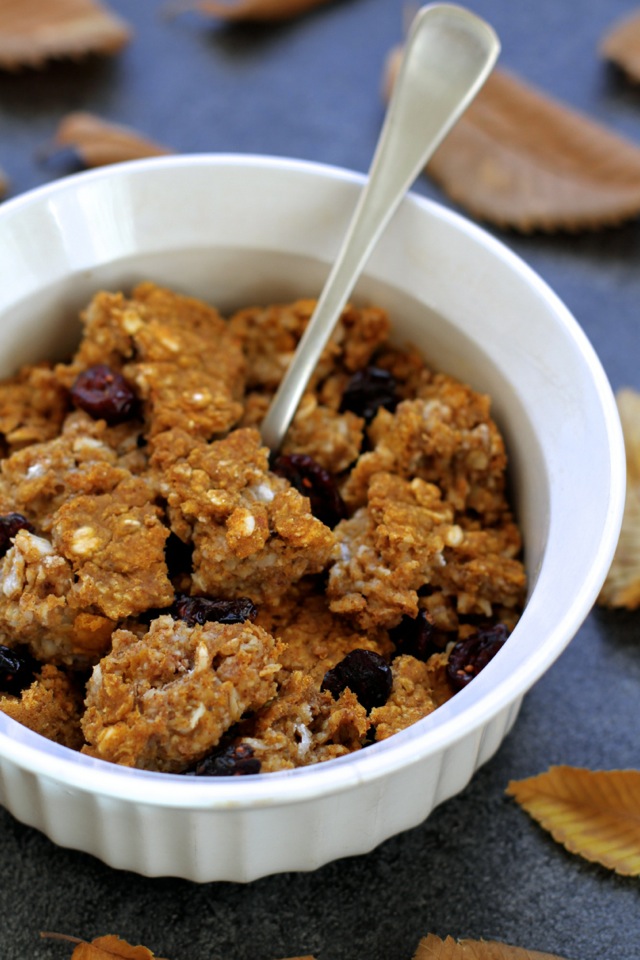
[260,3,500,453]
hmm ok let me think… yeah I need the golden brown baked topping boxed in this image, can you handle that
[0,283,526,774]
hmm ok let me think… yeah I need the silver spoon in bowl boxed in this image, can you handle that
[260,2,499,453]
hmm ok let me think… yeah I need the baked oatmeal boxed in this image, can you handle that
[0,282,526,775]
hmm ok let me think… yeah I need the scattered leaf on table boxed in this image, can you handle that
[598,388,640,608]
[168,0,334,22]
[0,0,131,70]
[414,933,572,959]
[47,112,172,168]
[600,9,640,83]
[506,766,640,876]
[41,933,168,959]
[383,50,640,231]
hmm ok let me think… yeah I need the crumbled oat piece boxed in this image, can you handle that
[343,377,509,523]
[370,654,444,740]
[51,463,173,620]
[159,427,335,602]
[0,363,69,452]
[257,590,393,681]
[0,664,84,750]
[57,283,246,441]
[281,394,364,474]
[243,670,368,772]
[228,299,390,394]
[328,472,459,630]
[0,529,115,665]
[82,615,283,771]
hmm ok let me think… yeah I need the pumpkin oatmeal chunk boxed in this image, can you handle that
[0,664,84,750]
[0,363,69,452]
[0,529,115,665]
[160,427,335,602]
[369,654,440,741]
[243,671,368,772]
[51,462,173,620]
[82,615,283,772]
[328,472,462,630]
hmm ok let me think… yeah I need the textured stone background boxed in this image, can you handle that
[0,1,638,958]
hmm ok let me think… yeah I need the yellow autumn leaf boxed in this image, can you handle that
[0,0,131,71]
[598,388,640,608]
[383,52,640,232]
[600,9,640,83]
[169,0,335,22]
[414,933,572,959]
[47,112,171,168]
[41,933,168,959]
[506,766,640,876]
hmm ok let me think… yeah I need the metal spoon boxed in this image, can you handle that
[260,3,499,452]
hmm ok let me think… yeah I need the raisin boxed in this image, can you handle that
[193,743,261,777]
[339,366,399,424]
[0,513,34,558]
[271,453,347,528]
[389,610,440,661]
[173,594,257,627]
[321,648,393,712]
[70,364,138,425]
[0,645,37,696]
[446,623,509,691]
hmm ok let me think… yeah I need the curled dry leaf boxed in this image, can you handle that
[48,112,172,168]
[598,388,640,608]
[414,933,571,960]
[169,0,334,22]
[507,766,640,877]
[0,0,131,70]
[41,933,168,959]
[383,49,640,231]
[600,9,640,83]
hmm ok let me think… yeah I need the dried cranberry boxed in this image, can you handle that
[339,366,399,424]
[389,610,438,661]
[70,364,138,425]
[193,743,261,777]
[446,623,509,691]
[0,513,34,558]
[271,453,347,528]
[321,648,393,712]
[0,645,37,695]
[173,594,257,626]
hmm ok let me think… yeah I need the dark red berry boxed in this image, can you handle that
[321,648,393,712]
[446,623,509,691]
[70,364,138,425]
[173,594,257,627]
[0,645,37,695]
[339,366,399,424]
[389,610,439,661]
[0,513,34,558]
[193,743,261,777]
[271,453,347,528]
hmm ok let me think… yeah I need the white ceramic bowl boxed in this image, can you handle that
[0,155,625,882]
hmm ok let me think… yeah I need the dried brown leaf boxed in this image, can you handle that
[0,168,8,200]
[383,51,640,231]
[598,387,640,608]
[0,0,131,70]
[169,0,334,22]
[414,933,571,960]
[600,9,640,83]
[49,112,172,168]
[41,933,168,959]
[507,766,640,876]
